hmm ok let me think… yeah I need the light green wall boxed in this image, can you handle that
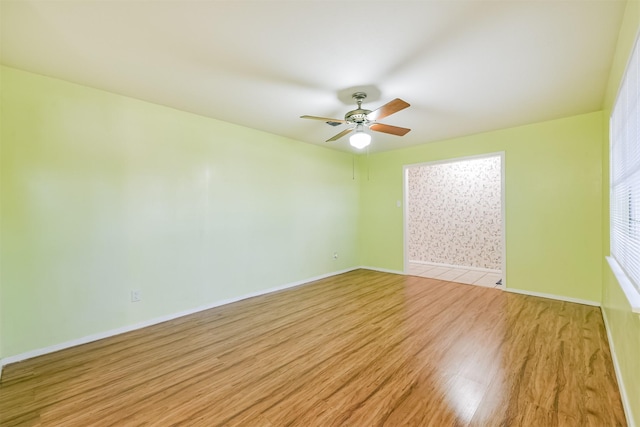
[601,1,640,425]
[359,112,603,303]
[0,66,360,359]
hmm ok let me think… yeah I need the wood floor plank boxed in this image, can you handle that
[0,270,627,426]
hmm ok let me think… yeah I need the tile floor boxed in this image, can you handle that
[407,262,504,289]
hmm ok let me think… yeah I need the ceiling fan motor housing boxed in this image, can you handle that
[345,92,372,124]
[345,110,372,124]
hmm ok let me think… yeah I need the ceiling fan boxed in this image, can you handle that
[300,92,411,149]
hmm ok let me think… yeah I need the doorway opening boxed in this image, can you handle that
[403,153,505,289]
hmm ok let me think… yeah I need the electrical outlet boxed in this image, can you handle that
[131,290,141,302]
[333,252,338,259]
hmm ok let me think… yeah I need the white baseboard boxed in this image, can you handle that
[504,288,600,307]
[0,267,359,374]
[601,307,636,427]
[359,265,405,275]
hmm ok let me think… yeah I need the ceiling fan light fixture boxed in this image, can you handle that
[350,126,371,149]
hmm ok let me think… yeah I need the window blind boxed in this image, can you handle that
[611,30,640,295]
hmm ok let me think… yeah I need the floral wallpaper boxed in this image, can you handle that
[407,156,502,270]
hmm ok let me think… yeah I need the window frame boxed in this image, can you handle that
[608,27,640,313]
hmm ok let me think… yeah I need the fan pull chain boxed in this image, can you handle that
[367,145,370,181]
[352,155,355,180]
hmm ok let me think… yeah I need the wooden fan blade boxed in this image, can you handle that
[300,115,346,124]
[367,98,410,121]
[326,128,354,142]
[369,123,411,136]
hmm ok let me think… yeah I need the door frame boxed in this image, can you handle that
[402,151,506,287]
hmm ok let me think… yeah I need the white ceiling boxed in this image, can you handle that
[0,0,627,153]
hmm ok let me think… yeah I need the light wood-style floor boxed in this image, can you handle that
[0,270,627,426]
